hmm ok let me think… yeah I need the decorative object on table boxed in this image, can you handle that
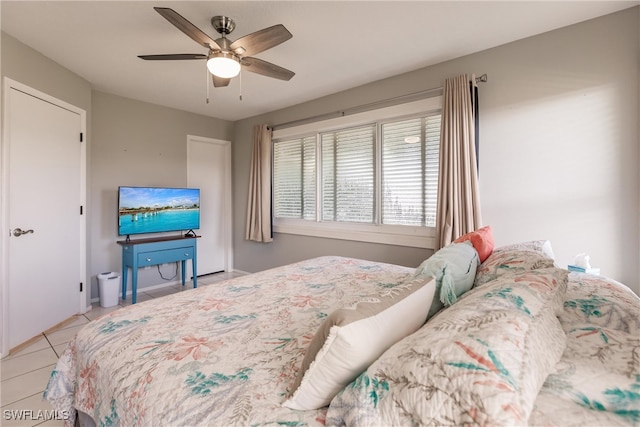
[568,253,600,274]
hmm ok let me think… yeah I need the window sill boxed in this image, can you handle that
[273,219,435,249]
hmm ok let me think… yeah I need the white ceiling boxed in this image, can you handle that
[2,1,637,121]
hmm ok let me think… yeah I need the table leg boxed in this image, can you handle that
[122,266,128,301]
[132,262,138,304]
[192,253,197,288]
[181,260,186,286]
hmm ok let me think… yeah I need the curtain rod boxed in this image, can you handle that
[271,73,487,131]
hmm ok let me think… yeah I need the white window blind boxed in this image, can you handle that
[321,125,375,223]
[424,115,441,226]
[381,114,441,226]
[273,136,316,219]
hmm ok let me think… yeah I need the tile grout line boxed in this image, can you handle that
[42,333,59,358]
[1,388,47,409]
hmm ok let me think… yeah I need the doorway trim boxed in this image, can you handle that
[187,135,233,273]
[1,78,88,357]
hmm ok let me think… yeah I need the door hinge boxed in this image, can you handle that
[80,282,83,292]
[80,205,83,215]
[80,132,84,142]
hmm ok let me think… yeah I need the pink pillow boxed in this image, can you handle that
[454,225,494,262]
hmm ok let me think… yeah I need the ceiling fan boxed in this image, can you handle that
[139,7,295,89]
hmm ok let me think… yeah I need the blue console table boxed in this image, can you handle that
[117,235,199,304]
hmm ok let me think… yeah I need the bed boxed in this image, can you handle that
[44,240,640,427]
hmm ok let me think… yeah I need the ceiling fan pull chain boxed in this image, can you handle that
[239,69,243,101]
[206,64,210,104]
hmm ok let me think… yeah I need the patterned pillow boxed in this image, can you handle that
[471,267,569,315]
[474,249,556,288]
[283,275,436,410]
[493,239,555,259]
[326,268,568,427]
[560,273,640,333]
[528,272,640,426]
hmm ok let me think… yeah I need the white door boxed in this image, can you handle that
[187,136,232,275]
[2,82,85,351]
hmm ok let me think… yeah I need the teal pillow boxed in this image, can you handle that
[414,241,479,318]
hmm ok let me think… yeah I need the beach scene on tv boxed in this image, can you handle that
[118,187,200,236]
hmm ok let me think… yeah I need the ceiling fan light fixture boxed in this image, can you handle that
[207,52,241,78]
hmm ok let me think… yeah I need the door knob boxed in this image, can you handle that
[12,228,34,237]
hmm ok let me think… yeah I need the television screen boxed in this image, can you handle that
[118,186,200,236]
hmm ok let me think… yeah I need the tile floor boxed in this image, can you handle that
[0,271,245,427]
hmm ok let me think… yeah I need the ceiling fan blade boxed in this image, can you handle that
[241,57,295,81]
[230,24,292,57]
[153,7,222,51]
[212,75,231,87]
[138,54,208,61]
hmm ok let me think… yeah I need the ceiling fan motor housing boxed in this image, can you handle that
[211,16,236,35]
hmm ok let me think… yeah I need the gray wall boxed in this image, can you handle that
[90,91,234,298]
[1,33,92,111]
[233,8,640,294]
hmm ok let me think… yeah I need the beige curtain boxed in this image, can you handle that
[435,74,482,249]
[245,124,273,243]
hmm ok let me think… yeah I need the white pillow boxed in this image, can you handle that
[283,275,436,410]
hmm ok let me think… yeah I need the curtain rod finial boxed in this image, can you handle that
[476,74,488,83]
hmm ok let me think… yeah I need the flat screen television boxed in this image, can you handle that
[118,186,200,236]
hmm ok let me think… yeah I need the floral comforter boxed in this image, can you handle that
[44,256,413,426]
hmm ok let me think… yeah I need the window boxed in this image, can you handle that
[272,96,442,248]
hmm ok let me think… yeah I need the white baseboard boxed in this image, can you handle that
[90,280,182,304]
[89,270,249,304]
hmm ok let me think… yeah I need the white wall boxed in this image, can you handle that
[479,8,638,292]
[233,7,639,295]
